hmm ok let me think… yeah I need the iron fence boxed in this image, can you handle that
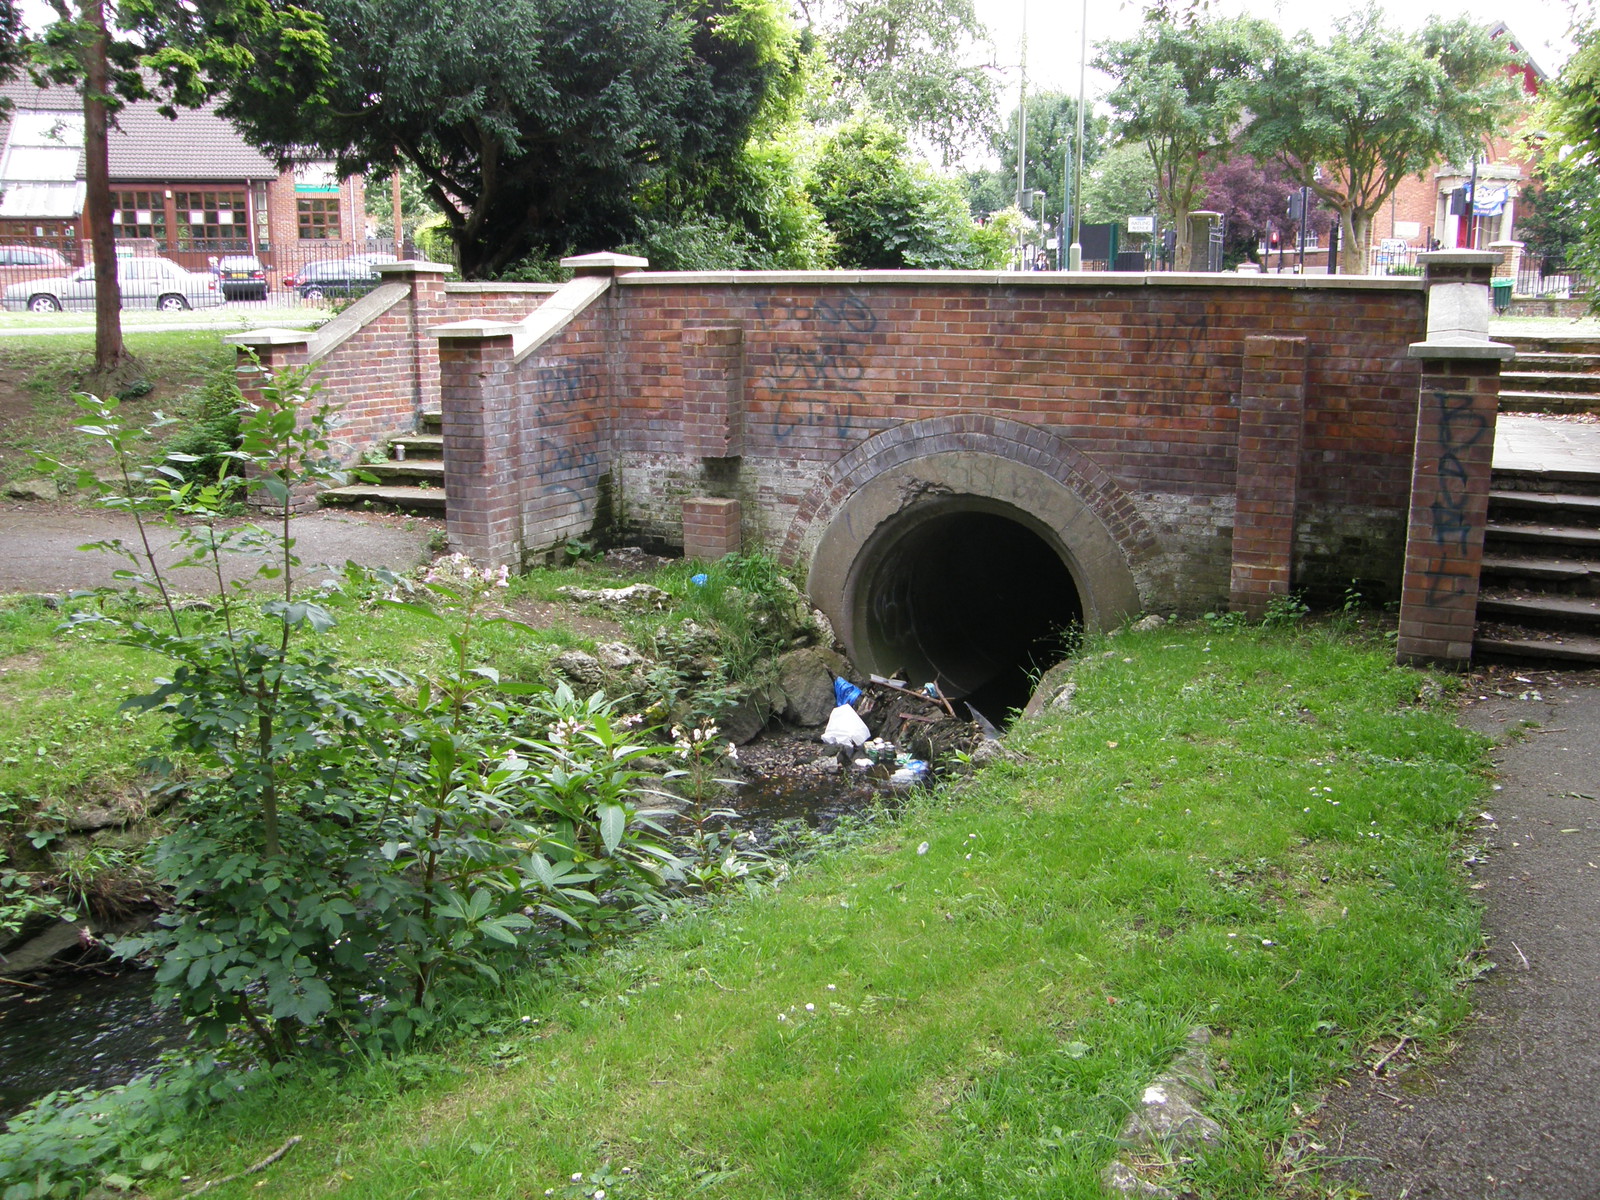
[1515,258,1594,299]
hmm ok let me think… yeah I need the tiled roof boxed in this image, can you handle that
[0,80,280,183]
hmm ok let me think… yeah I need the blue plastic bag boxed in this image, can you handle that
[833,676,863,707]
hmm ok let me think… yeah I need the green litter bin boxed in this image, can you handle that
[1491,278,1513,314]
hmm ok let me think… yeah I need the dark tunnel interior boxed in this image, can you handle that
[854,508,1084,722]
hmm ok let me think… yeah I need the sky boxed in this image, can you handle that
[978,0,1578,101]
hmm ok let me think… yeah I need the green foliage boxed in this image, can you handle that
[1529,27,1600,292]
[992,91,1109,223]
[157,370,243,488]
[1080,140,1160,225]
[1243,9,1519,272]
[1097,14,1279,264]
[809,0,998,162]
[808,117,990,268]
[164,0,802,278]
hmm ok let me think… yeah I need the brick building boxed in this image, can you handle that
[1370,22,1545,269]
[0,80,365,279]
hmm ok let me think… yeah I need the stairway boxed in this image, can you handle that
[320,411,446,513]
[1475,466,1600,666]
[1496,334,1600,414]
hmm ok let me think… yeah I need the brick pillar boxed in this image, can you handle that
[682,325,744,458]
[683,497,742,560]
[1230,335,1308,618]
[223,331,318,512]
[379,260,452,422]
[1396,251,1514,668]
[433,321,523,569]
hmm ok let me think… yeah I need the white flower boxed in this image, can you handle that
[805,1003,815,1011]
[726,743,739,760]
[917,842,929,855]
[571,1172,584,1182]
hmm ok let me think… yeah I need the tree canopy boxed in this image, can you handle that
[806,0,997,162]
[1243,8,1517,273]
[155,0,801,278]
[1096,14,1278,266]
[1528,22,1600,284]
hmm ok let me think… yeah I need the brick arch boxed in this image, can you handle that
[780,413,1160,570]
[787,415,1163,650]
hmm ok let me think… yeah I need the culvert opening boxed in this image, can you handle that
[851,505,1084,721]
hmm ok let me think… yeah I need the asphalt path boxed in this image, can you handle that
[1327,671,1600,1200]
[0,502,433,595]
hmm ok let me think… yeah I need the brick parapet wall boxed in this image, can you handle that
[431,273,1442,618]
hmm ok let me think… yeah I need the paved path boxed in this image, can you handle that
[0,503,434,595]
[1328,673,1600,1199]
[1495,414,1600,474]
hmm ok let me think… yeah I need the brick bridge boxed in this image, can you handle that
[232,252,1511,697]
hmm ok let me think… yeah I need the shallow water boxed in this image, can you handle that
[0,969,186,1117]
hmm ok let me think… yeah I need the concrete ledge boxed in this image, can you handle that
[431,318,523,339]
[375,260,453,278]
[1409,338,1517,360]
[615,268,1424,291]
[225,327,315,348]
[444,282,561,295]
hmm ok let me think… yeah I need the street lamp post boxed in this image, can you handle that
[1068,0,1087,271]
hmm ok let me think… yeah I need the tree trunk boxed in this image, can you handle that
[81,0,124,372]
[1340,208,1371,276]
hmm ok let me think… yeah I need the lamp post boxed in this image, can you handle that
[1068,0,1087,271]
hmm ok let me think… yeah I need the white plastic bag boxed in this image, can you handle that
[821,703,870,748]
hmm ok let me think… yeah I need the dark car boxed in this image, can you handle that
[216,255,269,301]
[284,257,382,303]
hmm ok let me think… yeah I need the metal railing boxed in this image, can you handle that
[1515,258,1594,300]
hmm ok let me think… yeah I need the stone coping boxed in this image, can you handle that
[1409,337,1517,360]
[444,282,560,294]
[431,273,611,363]
[613,268,1426,291]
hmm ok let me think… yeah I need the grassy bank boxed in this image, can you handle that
[105,622,1486,1200]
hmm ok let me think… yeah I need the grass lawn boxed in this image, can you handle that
[116,621,1488,1200]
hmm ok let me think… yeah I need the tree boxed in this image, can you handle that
[1244,9,1518,274]
[1202,154,1297,266]
[807,0,998,162]
[808,116,992,268]
[993,91,1107,231]
[1079,141,1157,225]
[1097,14,1278,268]
[159,0,799,279]
[1528,25,1600,285]
[30,0,161,371]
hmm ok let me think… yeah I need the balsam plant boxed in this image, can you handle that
[63,369,684,1063]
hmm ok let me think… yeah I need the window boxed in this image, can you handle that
[297,197,341,240]
[111,191,165,244]
[174,190,248,252]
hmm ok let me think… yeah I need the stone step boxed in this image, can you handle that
[420,411,442,433]
[319,484,447,512]
[1473,633,1600,667]
[1505,351,1600,372]
[1502,335,1600,356]
[1497,389,1600,415]
[1501,372,1600,395]
[389,434,443,460]
[362,460,444,486]
[1488,489,1600,519]
[1477,592,1600,628]
[1492,466,1600,494]
[1484,522,1600,551]
[1480,553,1596,585]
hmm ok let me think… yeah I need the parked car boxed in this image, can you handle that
[216,254,269,301]
[283,257,384,302]
[0,245,71,268]
[1,255,224,313]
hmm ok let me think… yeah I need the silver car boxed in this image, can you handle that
[1,256,225,313]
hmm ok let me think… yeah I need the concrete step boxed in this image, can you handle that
[319,484,446,512]
[1505,351,1600,372]
[389,434,443,460]
[1492,466,1600,494]
[1484,522,1600,551]
[1502,335,1600,356]
[1488,489,1600,520]
[1498,389,1600,414]
[1502,372,1600,395]
[1480,553,1597,587]
[1477,593,1600,628]
[1474,633,1600,667]
[362,460,444,486]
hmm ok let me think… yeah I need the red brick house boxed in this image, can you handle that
[1370,22,1544,272]
[0,80,366,280]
